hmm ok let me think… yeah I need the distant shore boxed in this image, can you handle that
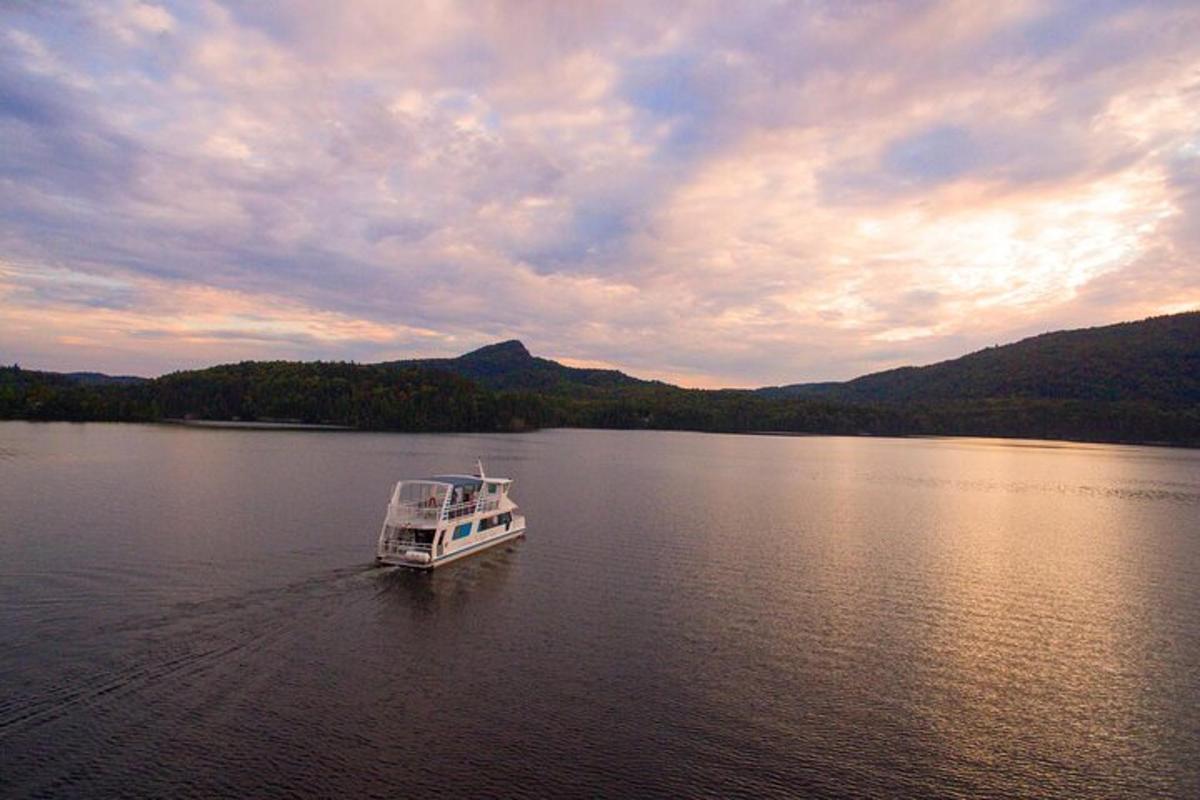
[163,419,353,431]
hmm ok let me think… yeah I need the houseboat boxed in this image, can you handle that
[376,461,526,569]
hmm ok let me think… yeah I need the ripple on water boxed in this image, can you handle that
[1,424,1198,798]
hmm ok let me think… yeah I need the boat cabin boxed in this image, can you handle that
[377,467,524,568]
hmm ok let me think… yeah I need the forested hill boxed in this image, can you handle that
[62,372,148,386]
[0,362,556,431]
[760,312,1200,406]
[381,339,654,392]
[2,311,1198,445]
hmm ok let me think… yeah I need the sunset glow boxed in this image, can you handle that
[2,1,1198,385]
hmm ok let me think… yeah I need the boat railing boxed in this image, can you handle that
[392,497,501,523]
[390,501,443,523]
[379,539,432,554]
[442,497,500,519]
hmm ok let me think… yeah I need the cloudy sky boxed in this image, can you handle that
[2,1,1198,387]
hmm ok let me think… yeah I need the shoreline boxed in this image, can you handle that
[2,418,1195,451]
[162,419,354,431]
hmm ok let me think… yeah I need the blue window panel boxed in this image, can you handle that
[452,522,473,540]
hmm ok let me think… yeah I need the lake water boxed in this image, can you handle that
[1,422,1198,798]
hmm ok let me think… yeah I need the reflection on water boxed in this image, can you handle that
[372,541,522,616]
[1,422,1198,798]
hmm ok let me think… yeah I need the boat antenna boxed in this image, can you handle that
[476,458,485,478]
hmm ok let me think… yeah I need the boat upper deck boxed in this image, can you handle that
[388,475,513,527]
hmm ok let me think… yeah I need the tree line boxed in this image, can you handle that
[3,361,1197,446]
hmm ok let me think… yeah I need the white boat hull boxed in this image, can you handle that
[377,519,527,570]
[376,469,526,570]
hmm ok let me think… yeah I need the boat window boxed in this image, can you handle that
[452,522,473,540]
[398,482,444,506]
[487,483,498,494]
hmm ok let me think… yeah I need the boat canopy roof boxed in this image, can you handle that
[431,474,483,488]
[429,474,511,487]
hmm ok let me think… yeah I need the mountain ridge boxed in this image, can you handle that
[380,338,657,393]
[4,310,1197,446]
[757,311,1200,406]
[14,311,1198,405]
[380,311,1200,408]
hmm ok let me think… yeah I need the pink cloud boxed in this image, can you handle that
[1,1,1198,385]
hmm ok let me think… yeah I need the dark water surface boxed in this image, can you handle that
[2,423,1199,798]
